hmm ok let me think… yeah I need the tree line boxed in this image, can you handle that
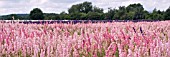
[1,1,170,20]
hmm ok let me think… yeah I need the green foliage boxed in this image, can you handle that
[70,12,85,20]
[151,9,164,20]
[30,8,44,20]
[105,8,116,20]
[92,6,104,13]
[0,2,170,20]
[59,11,71,20]
[118,3,145,20]
[145,8,164,20]
[115,48,119,57]
[164,7,170,20]
[68,1,93,14]
[86,12,103,20]
[44,13,60,20]
[68,1,104,20]
[113,6,128,20]
[97,48,105,57]
[0,14,26,20]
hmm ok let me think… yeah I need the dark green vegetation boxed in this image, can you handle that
[0,1,170,20]
[30,8,44,20]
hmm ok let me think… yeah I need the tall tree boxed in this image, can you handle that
[92,6,103,13]
[68,1,93,14]
[59,11,71,20]
[68,1,103,20]
[114,6,127,20]
[30,8,44,20]
[164,7,170,20]
[126,3,145,20]
[148,8,164,20]
[81,1,93,13]
[86,12,103,20]
[105,8,116,20]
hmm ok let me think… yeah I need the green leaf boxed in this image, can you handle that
[115,48,119,57]
[97,48,105,57]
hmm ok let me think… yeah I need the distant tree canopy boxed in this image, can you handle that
[107,3,146,20]
[0,14,28,20]
[67,1,104,20]
[30,8,44,20]
[164,7,170,20]
[68,1,93,14]
[0,1,170,20]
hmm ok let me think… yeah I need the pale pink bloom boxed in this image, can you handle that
[40,49,45,57]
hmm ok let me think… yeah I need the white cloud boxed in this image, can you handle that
[0,0,170,15]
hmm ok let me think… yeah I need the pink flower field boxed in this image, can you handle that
[0,21,170,57]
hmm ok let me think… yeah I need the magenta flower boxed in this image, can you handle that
[0,21,169,57]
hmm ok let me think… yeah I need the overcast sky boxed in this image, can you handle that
[0,0,170,15]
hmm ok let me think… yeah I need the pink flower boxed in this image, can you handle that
[94,34,99,43]
[82,40,86,47]
[40,49,45,57]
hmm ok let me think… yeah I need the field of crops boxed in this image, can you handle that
[0,21,169,57]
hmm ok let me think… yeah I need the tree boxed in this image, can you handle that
[0,14,23,20]
[113,6,127,20]
[44,13,60,20]
[70,12,87,20]
[68,1,92,14]
[92,6,103,13]
[148,8,164,20]
[59,11,71,20]
[126,3,145,20]
[105,8,116,20]
[164,7,170,20]
[30,8,44,20]
[68,1,104,20]
[81,1,93,13]
[68,5,81,14]
[86,12,103,20]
